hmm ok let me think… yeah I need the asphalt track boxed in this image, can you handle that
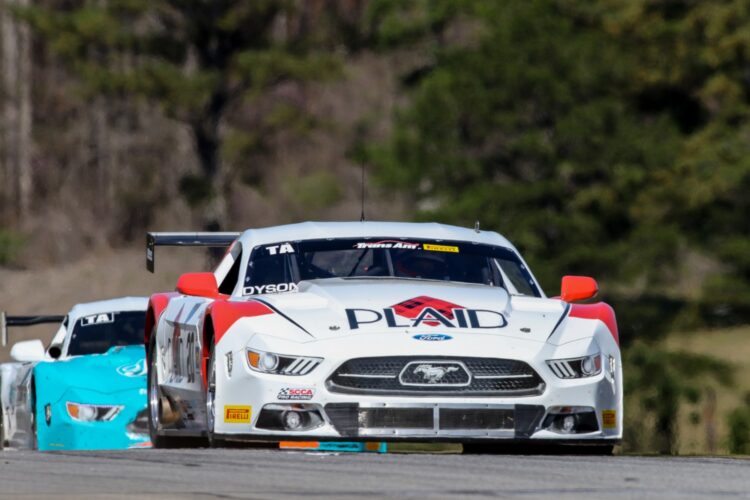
[1,448,749,499]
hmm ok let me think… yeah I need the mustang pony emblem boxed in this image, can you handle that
[412,364,459,384]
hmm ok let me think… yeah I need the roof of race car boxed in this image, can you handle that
[67,297,148,323]
[238,221,515,249]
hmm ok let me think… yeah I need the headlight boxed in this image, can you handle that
[66,402,123,422]
[547,353,602,379]
[246,348,322,375]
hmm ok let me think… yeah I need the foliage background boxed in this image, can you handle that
[1,0,750,454]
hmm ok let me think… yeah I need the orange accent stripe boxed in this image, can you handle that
[280,441,320,449]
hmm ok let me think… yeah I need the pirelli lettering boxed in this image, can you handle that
[224,405,252,423]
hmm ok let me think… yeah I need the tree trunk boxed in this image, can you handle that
[191,89,229,232]
[1,0,32,226]
[16,0,31,226]
[1,0,19,224]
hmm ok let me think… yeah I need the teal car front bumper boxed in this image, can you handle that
[33,346,150,451]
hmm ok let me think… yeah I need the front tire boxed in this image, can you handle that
[29,380,38,450]
[206,341,226,448]
[147,334,203,448]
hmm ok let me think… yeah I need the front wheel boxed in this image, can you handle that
[206,342,226,448]
[29,380,38,450]
[147,335,203,448]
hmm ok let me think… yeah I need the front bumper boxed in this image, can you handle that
[214,351,622,443]
[36,387,150,451]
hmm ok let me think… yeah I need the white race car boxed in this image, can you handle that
[145,222,622,453]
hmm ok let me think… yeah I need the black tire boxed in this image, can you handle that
[206,341,226,448]
[29,380,38,450]
[0,400,5,451]
[147,333,204,448]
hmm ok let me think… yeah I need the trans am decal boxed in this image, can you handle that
[354,240,419,250]
[346,296,507,330]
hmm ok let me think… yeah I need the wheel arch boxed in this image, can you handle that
[144,292,179,353]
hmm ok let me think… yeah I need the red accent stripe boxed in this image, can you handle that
[145,292,179,345]
[208,300,274,344]
[200,300,274,385]
[568,302,619,345]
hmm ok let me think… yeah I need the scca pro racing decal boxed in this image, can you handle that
[346,296,507,330]
[277,388,314,401]
[243,282,299,295]
[354,240,419,250]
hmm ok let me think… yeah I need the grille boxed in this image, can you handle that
[327,356,544,396]
[324,403,532,438]
[439,408,514,430]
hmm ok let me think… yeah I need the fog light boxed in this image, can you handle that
[255,404,324,432]
[283,410,303,430]
[562,415,576,434]
[542,406,599,434]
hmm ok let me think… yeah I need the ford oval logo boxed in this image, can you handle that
[412,334,452,341]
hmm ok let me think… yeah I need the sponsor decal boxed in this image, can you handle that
[277,387,314,401]
[117,359,147,377]
[354,240,419,250]
[224,405,252,423]
[422,243,459,253]
[346,296,507,330]
[412,334,452,341]
[243,282,299,295]
[602,410,616,429]
[81,313,114,326]
[266,243,295,255]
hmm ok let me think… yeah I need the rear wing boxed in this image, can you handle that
[146,231,241,272]
[0,313,65,347]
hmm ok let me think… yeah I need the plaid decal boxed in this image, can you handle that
[391,296,463,326]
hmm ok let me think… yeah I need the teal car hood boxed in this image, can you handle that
[34,345,146,397]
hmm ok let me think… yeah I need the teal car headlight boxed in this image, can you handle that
[66,402,124,422]
[246,348,322,375]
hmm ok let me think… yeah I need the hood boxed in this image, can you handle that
[34,345,147,397]
[251,279,566,343]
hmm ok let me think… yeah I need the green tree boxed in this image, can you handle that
[728,393,750,454]
[367,0,683,292]
[625,342,733,454]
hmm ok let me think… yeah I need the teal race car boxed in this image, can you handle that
[0,297,150,450]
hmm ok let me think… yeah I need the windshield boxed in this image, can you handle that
[243,238,540,297]
[67,311,146,356]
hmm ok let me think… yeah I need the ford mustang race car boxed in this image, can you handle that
[0,297,150,450]
[145,222,622,453]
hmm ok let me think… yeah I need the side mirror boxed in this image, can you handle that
[10,339,46,362]
[48,344,62,359]
[560,275,598,303]
[176,272,219,298]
